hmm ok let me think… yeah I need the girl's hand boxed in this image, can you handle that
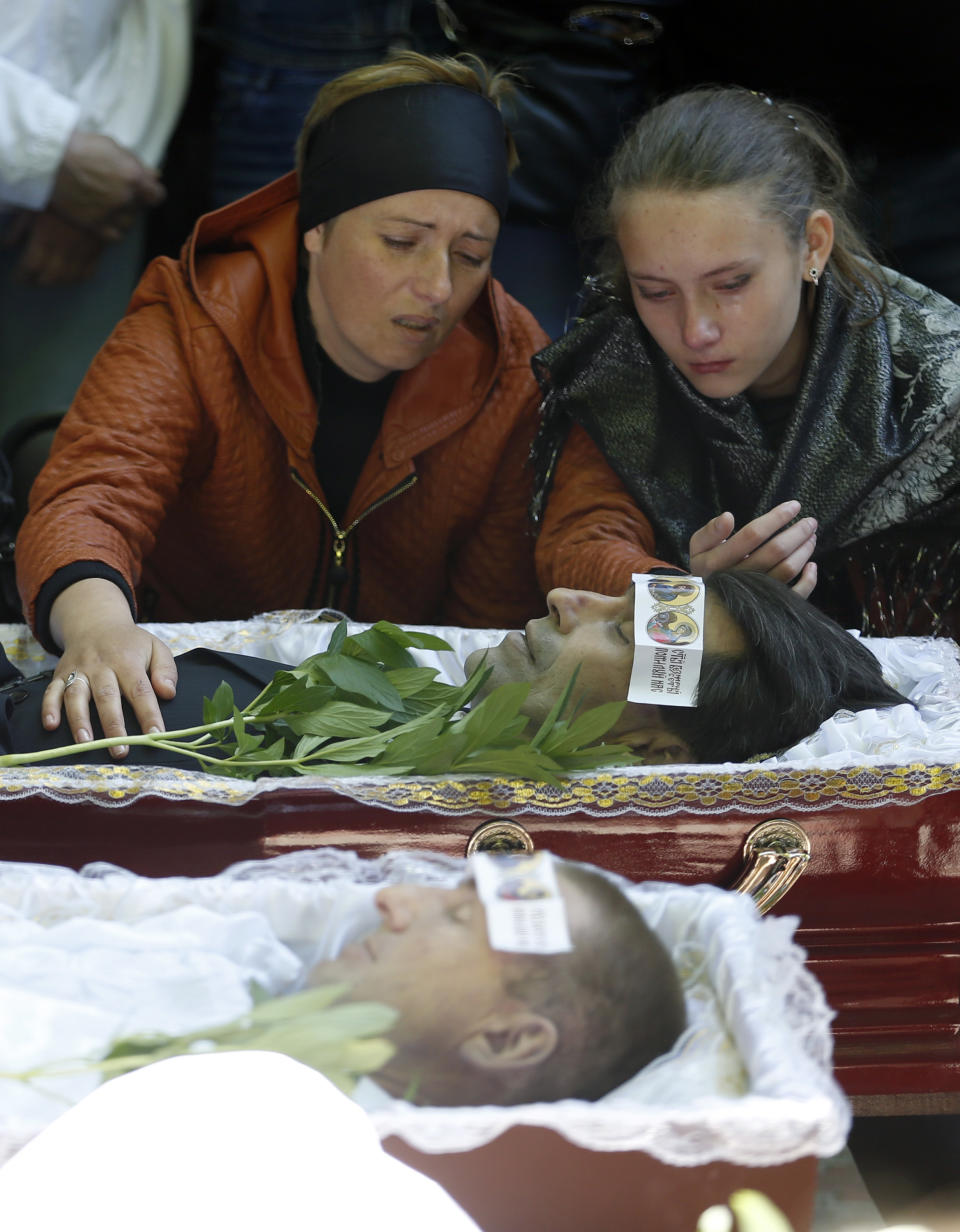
[688,500,817,598]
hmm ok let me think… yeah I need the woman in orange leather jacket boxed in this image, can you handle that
[16,52,547,751]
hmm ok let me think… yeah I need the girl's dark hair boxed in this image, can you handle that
[664,572,911,763]
[585,85,885,312]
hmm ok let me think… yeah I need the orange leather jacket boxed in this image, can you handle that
[535,422,674,597]
[17,175,548,631]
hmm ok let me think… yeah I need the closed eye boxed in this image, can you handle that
[634,284,673,301]
[448,882,477,924]
[716,273,751,292]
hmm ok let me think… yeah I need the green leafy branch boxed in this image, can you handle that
[0,984,397,1100]
[0,621,640,783]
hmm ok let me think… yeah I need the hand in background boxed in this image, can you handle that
[0,208,33,249]
[14,210,106,285]
[50,131,165,240]
[688,501,818,598]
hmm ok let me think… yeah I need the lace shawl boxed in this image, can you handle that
[531,266,960,567]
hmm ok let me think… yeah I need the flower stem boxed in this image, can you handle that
[0,716,237,768]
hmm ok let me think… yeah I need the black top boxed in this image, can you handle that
[32,269,397,650]
[747,393,795,452]
[293,266,396,525]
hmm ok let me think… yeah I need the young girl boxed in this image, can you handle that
[532,86,960,634]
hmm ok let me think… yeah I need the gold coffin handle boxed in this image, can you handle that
[465,819,535,857]
[728,819,811,915]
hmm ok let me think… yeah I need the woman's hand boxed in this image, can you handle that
[42,579,178,756]
[688,500,818,598]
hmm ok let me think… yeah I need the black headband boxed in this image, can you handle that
[298,83,510,231]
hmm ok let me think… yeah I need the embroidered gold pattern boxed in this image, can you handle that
[1,762,958,816]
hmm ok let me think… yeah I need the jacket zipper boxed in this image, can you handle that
[291,468,418,609]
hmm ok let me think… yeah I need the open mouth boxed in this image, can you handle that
[394,315,439,333]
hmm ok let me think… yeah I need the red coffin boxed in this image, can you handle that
[2,758,959,1113]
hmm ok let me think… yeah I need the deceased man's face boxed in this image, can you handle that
[466,585,745,736]
[306,882,507,1065]
[466,587,639,727]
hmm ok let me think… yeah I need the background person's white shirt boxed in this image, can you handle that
[0,0,190,211]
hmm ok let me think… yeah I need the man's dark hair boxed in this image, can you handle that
[494,863,686,1105]
[664,571,912,763]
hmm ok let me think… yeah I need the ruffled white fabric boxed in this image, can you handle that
[771,633,960,767]
[0,860,382,1135]
[0,849,849,1170]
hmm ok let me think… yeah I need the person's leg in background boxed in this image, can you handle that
[202,0,448,208]
[0,221,145,440]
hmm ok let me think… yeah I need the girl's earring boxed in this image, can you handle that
[808,266,820,286]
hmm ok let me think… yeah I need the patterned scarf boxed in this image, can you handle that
[531,266,960,571]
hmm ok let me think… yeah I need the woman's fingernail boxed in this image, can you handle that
[148,726,161,735]
[77,728,91,743]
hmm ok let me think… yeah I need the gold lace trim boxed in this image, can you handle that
[1,761,958,815]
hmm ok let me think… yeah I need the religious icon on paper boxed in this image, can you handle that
[647,579,702,607]
[647,610,699,646]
